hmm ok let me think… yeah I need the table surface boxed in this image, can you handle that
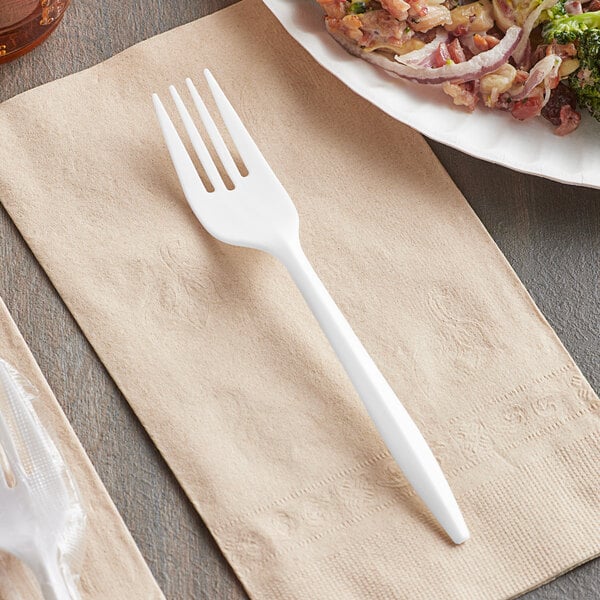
[0,1,598,598]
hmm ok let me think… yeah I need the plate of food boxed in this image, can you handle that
[262,0,600,188]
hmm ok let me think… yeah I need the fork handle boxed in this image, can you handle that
[276,240,469,544]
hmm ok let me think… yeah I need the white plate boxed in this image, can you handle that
[263,0,600,189]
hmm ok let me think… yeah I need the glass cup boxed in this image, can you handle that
[0,0,70,64]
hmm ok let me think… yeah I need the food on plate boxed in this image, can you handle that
[542,3,600,122]
[316,0,600,134]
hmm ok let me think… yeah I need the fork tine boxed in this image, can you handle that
[185,77,243,185]
[152,93,214,208]
[168,85,226,192]
[202,69,268,174]
[0,367,25,479]
[0,412,22,479]
[0,363,53,478]
[0,443,11,488]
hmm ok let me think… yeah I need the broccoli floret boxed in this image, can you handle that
[542,4,600,121]
[542,4,600,44]
[577,26,600,67]
[544,0,568,21]
[568,30,600,119]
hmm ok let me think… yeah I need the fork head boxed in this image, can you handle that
[0,360,85,597]
[153,69,300,257]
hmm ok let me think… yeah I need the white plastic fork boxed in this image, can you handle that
[152,69,469,544]
[0,360,85,599]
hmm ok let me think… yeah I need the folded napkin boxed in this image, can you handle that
[0,0,598,598]
[0,298,164,599]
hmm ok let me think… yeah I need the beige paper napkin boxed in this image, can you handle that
[0,298,164,599]
[0,0,598,597]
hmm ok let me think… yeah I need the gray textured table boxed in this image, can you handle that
[0,1,598,598]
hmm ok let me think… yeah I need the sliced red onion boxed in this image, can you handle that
[395,30,452,67]
[512,54,562,100]
[542,56,562,106]
[360,27,521,84]
[327,25,521,85]
[511,0,558,66]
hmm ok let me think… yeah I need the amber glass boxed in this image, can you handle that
[0,0,70,64]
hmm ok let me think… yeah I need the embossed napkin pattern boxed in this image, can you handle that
[0,1,598,598]
[0,299,164,599]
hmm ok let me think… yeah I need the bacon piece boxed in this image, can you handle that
[381,0,410,20]
[547,41,577,59]
[473,33,500,52]
[511,92,543,120]
[317,0,347,18]
[554,104,581,135]
[448,38,466,63]
[432,41,452,66]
